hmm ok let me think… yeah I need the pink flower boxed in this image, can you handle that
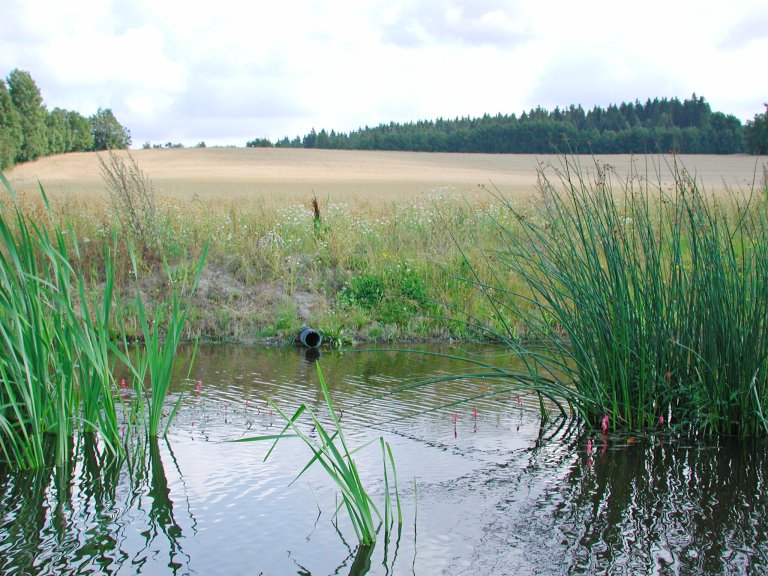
[658,415,665,427]
[587,439,593,453]
[601,414,609,435]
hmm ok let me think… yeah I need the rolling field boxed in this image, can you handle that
[6,148,764,209]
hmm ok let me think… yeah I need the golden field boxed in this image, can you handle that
[6,148,764,210]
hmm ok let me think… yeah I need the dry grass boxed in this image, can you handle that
[6,149,763,213]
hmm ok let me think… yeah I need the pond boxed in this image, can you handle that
[1,344,766,575]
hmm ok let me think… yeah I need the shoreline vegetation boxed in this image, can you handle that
[5,149,767,347]
[1,149,768,472]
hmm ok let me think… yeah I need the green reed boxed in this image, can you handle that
[112,240,208,437]
[235,363,401,546]
[0,175,123,467]
[462,156,768,435]
[0,173,206,469]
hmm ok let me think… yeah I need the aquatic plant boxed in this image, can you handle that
[0,173,207,469]
[458,156,768,435]
[0,175,122,467]
[112,240,208,437]
[235,363,401,546]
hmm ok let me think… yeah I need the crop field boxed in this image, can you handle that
[6,148,762,208]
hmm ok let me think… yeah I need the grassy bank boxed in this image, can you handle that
[5,164,522,344]
[3,151,766,347]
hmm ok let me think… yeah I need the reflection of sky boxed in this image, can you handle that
[162,366,542,575]
[147,344,547,573]
[3,345,766,574]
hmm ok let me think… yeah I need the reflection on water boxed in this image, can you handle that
[0,436,193,575]
[0,344,766,575]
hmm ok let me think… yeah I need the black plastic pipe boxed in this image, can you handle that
[298,326,322,348]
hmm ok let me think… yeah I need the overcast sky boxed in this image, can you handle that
[2,0,766,147]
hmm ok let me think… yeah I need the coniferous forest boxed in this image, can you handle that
[2,67,766,172]
[255,95,767,156]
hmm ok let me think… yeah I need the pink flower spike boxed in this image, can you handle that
[453,413,458,424]
[658,415,665,427]
[516,395,522,405]
[601,415,609,434]
[587,439,593,453]
[473,408,478,419]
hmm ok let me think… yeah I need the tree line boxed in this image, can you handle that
[0,69,131,170]
[251,95,767,156]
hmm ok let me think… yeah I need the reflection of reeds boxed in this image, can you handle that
[561,434,768,574]
[0,435,193,575]
[457,156,768,435]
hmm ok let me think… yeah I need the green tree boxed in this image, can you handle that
[316,128,330,148]
[90,107,131,150]
[7,69,48,162]
[0,79,22,169]
[745,105,768,155]
[245,137,273,148]
[45,107,70,155]
[66,110,94,151]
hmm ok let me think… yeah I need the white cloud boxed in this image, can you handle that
[1,0,766,146]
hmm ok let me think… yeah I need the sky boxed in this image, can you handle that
[1,0,766,148]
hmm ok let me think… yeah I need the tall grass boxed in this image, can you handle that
[460,156,768,435]
[112,241,208,437]
[0,175,123,467]
[0,172,207,469]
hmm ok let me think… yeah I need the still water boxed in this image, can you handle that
[0,344,766,575]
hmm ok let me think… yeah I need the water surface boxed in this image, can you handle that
[0,344,765,575]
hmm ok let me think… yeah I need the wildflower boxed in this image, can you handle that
[601,414,609,435]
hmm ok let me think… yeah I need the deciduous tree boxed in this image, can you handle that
[90,107,131,150]
[7,69,48,162]
[745,105,768,155]
[0,79,22,169]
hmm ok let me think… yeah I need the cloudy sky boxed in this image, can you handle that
[1,0,766,147]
